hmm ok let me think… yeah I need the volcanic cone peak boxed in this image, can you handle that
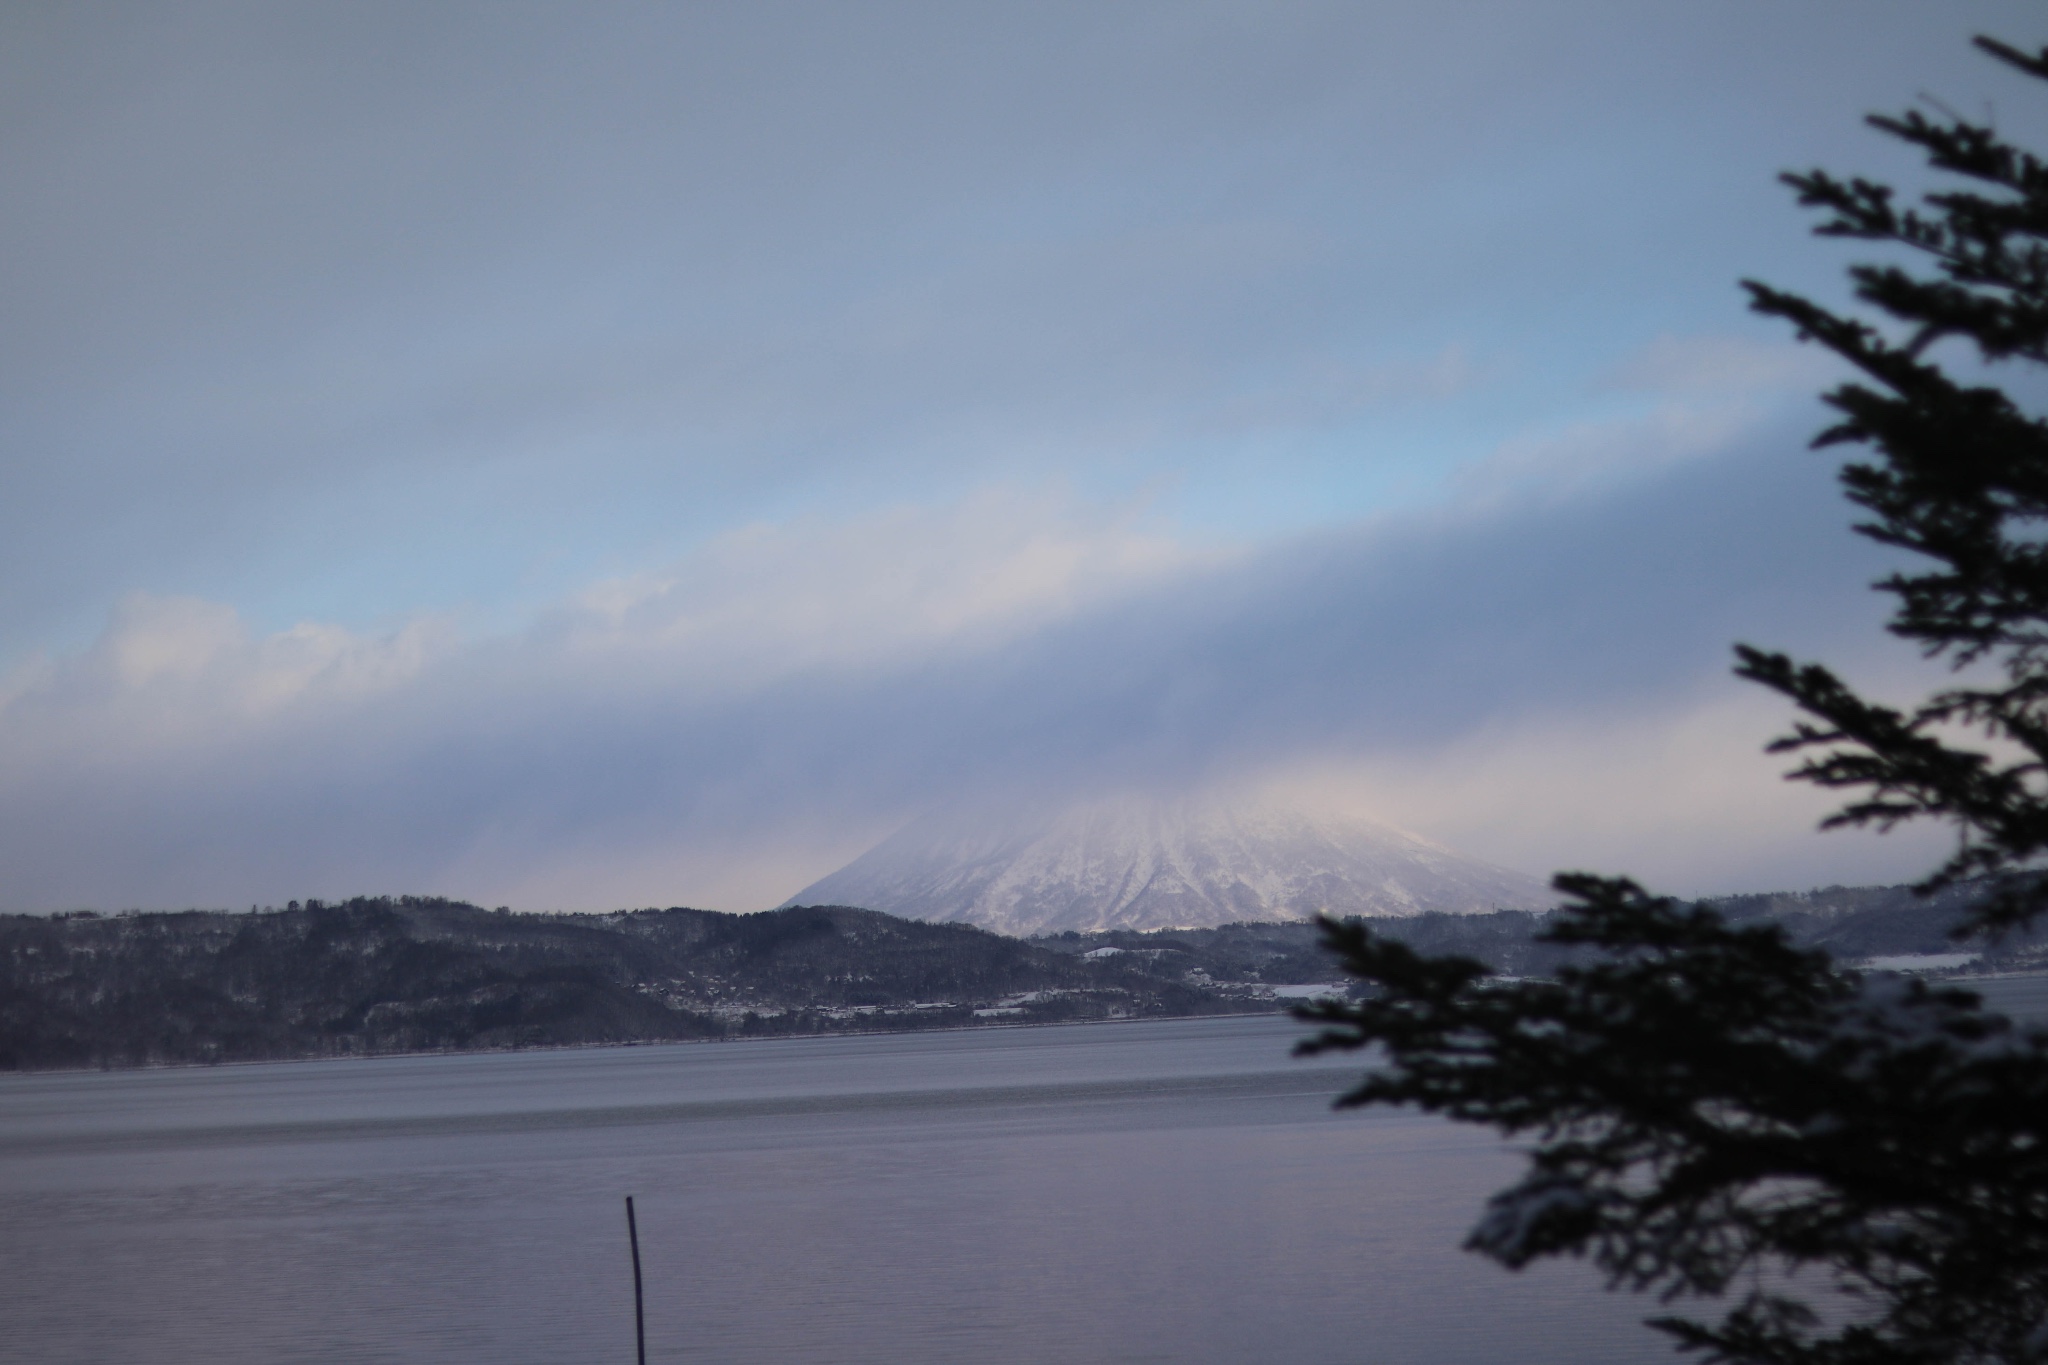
[784,790,1553,936]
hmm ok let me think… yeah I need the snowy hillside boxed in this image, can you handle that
[784,792,1553,936]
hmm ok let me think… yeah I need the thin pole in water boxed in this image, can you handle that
[626,1196,646,1365]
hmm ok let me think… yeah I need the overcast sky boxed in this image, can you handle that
[3,1,2041,912]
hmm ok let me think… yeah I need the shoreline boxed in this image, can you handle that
[0,1002,1307,1080]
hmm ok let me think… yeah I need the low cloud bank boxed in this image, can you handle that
[0,425,1949,911]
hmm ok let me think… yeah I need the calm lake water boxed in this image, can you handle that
[0,1014,1742,1364]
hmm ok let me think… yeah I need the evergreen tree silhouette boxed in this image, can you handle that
[1300,35,2048,1365]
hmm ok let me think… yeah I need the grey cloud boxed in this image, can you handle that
[0,421,1921,911]
[2,1,2034,909]
[4,1,2040,653]
[679,427,1891,808]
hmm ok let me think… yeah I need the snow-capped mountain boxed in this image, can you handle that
[783,791,1553,936]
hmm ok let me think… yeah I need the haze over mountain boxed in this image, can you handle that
[785,791,1553,936]
[4,6,2015,912]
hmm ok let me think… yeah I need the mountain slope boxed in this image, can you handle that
[785,792,1552,935]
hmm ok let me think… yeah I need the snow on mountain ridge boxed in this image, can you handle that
[784,792,1553,936]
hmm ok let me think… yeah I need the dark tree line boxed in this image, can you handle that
[0,896,1260,1069]
[2,885,2005,1071]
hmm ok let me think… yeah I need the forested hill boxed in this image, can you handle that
[0,897,1267,1070]
[4,885,2040,1071]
